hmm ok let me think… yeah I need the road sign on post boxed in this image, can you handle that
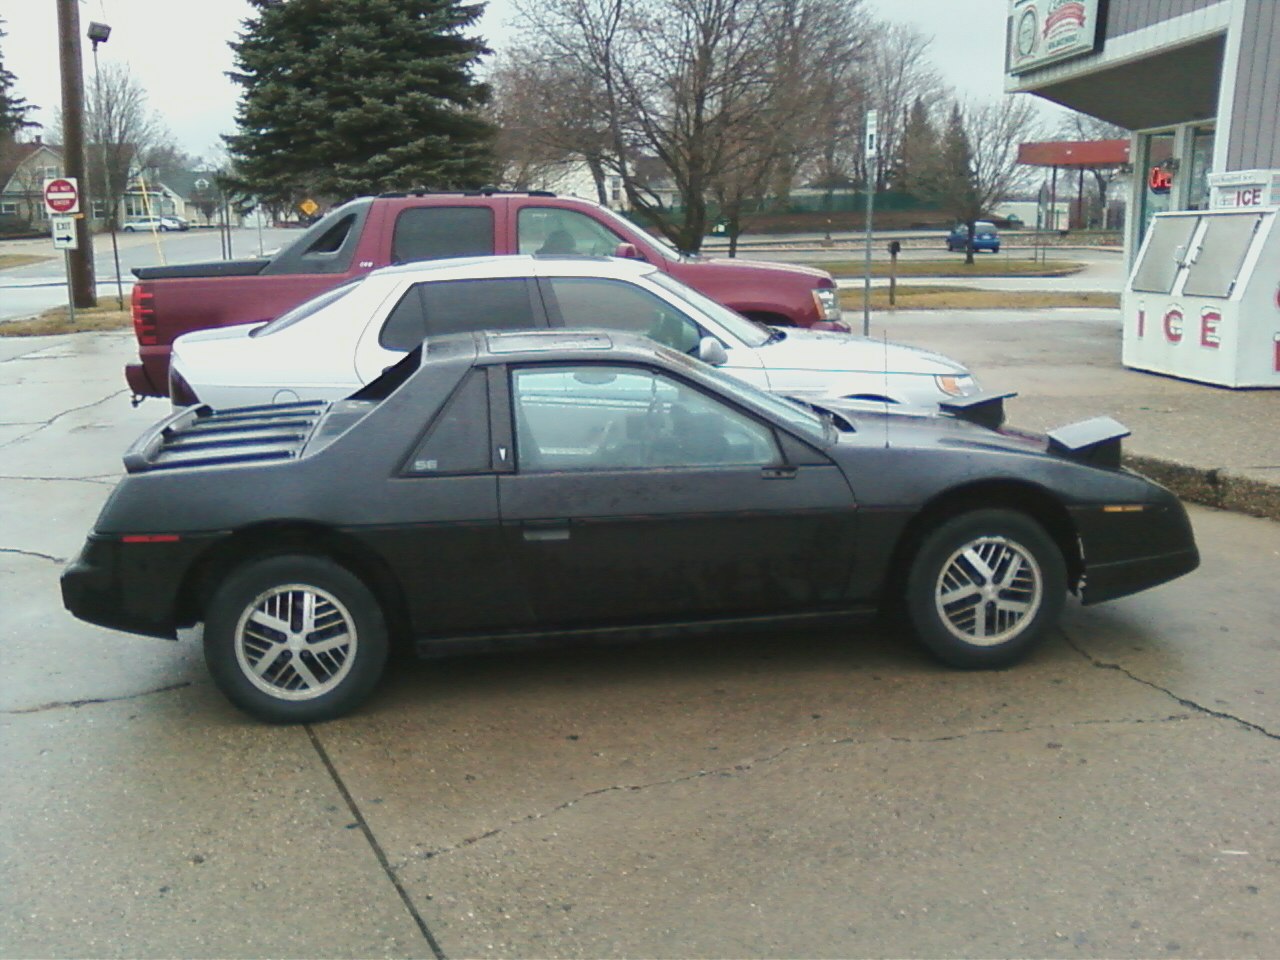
[863,110,878,336]
[51,215,78,249]
[44,177,80,215]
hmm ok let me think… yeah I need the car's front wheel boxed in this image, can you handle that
[203,554,389,723]
[905,509,1065,668]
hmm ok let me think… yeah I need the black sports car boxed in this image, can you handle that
[62,331,1199,723]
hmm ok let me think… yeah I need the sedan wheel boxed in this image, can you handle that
[905,509,1065,668]
[204,554,388,722]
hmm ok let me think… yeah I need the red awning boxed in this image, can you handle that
[1017,139,1131,168]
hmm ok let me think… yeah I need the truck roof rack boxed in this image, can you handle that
[376,189,558,199]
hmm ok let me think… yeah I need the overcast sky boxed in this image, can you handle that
[4,0,1040,161]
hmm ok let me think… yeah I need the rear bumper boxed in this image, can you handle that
[60,535,208,639]
[125,350,169,399]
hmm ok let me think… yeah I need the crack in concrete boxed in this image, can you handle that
[0,389,129,451]
[306,727,447,960]
[5,681,193,715]
[0,546,65,564]
[399,712,1197,866]
[1064,634,1280,741]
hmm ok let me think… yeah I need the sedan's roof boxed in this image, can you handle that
[373,254,660,283]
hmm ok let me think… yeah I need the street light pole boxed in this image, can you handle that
[56,0,97,308]
[87,21,123,309]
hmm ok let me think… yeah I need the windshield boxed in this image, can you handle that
[663,349,827,443]
[252,280,360,336]
[648,272,771,348]
[591,205,683,261]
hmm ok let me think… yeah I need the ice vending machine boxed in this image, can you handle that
[1122,206,1280,388]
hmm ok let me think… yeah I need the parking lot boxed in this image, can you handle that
[2,329,1278,958]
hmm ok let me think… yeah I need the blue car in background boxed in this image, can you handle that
[946,221,1000,253]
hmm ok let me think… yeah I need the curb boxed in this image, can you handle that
[1124,453,1280,522]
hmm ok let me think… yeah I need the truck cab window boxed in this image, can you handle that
[393,207,494,263]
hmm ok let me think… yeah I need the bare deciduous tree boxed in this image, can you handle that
[507,0,865,252]
[918,95,1043,263]
[64,62,171,227]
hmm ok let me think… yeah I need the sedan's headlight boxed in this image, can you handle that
[935,374,978,397]
[812,287,840,321]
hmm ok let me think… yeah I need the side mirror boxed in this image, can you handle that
[613,243,642,260]
[697,336,728,366]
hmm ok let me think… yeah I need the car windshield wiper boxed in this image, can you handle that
[763,326,786,344]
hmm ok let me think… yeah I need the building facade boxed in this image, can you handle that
[1005,0,1280,259]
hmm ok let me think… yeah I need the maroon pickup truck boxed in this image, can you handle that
[126,192,845,399]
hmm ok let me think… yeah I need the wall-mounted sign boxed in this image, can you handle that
[1007,0,1102,75]
[1208,169,1280,208]
[1148,166,1174,195]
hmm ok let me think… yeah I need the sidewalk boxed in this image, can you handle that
[871,307,1280,521]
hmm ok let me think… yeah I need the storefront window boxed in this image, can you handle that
[1138,131,1176,241]
[1188,126,1215,210]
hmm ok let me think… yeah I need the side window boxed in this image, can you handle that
[392,207,494,264]
[405,371,490,475]
[544,277,702,353]
[380,279,538,351]
[511,364,778,472]
[517,207,626,257]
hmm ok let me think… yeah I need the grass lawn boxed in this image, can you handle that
[810,258,1084,278]
[0,303,132,337]
[838,286,1121,311]
[0,253,53,270]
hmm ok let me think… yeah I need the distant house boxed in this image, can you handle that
[0,135,202,228]
[0,136,65,225]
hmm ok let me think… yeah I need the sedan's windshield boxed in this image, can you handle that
[648,272,771,348]
[252,280,360,337]
[663,349,827,443]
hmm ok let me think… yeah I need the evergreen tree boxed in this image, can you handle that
[1,17,39,139]
[894,97,936,195]
[224,0,494,204]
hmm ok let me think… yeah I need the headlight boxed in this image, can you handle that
[812,287,840,321]
[935,374,978,397]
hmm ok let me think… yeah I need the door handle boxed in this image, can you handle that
[523,524,570,542]
[761,466,797,480]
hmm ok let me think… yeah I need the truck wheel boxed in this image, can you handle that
[203,554,388,723]
[905,509,1065,668]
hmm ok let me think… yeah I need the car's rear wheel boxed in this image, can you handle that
[203,554,388,723]
[905,509,1065,668]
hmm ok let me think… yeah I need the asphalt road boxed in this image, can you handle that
[0,227,300,322]
[1,331,1277,958]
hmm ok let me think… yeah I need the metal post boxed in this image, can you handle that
[862,109,878,338]
[863,185,873,336]
[56,0,97,307]
[90,37,124,309]
[63,251,77,324]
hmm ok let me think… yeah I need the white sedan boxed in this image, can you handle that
[169,256,979,409]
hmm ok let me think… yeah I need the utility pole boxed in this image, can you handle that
[57,0,97,307]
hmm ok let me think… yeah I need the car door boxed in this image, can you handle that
[354,276,546,384]
[496,361,857,627]
[372,368,536,635]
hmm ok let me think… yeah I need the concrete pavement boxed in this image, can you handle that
[1,331,1277,959]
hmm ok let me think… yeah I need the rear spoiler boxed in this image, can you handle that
[939,391,1016,430]
[1047,416,1130,468]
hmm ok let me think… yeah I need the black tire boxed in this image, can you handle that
[203,554,388,723]
[905,509,1065,669]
